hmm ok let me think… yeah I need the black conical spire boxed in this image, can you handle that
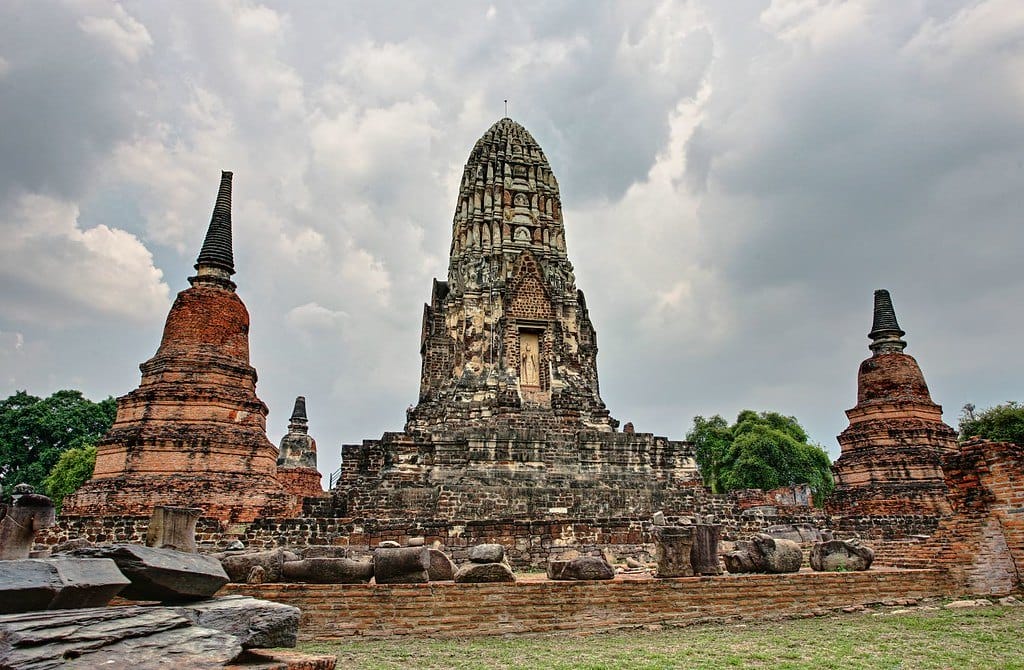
[194,171,235,275]
[288,396,308,434]
[868,289,907,354]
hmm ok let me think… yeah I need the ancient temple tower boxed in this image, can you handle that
[335,119,696,521]
[408,118,614,433]
[276,396,325,499]
[828,289,957,522]
[63,172,300,523]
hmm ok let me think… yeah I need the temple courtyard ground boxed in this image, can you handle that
[298,601,1024,669]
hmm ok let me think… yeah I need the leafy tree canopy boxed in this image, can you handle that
[686,410,834,504]
[0,390,115,498]
[959,402,1024,445]
[43,445,97,512]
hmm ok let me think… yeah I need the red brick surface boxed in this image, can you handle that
[223,569,953,640]
[63,281,298,522]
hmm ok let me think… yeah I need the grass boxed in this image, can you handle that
[300,604,1024,669]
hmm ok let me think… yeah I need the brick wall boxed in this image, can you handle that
[223,569,953,640]
[892,439,1024,594]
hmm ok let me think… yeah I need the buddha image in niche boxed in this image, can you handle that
[520,333,540,387]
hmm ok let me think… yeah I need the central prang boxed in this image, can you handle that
[408,118,615,434]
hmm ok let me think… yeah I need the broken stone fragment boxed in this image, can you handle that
[468,543,505,563]
[547,556,614,581]
[219,548,287,583]
[754,535,802,573]
[378,540,401,548]
[407,536,426,547]
[724,533,802,574]
[0,558,130,614]
[170,595,299,648]
[281,557,373,584]
[0,493,55,560]
[70,545,228,601]
[427,548,456,581]
[373,547,430,584]
[767,523,833,544]
[810,539,874,572]
[454,561,516,583]
[691,524,722,576]
[51,538,94,554]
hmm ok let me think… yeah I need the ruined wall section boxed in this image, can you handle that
[892,439,1024,595]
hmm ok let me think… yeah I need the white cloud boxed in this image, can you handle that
[0,193,169,324]
[78,3,153,63]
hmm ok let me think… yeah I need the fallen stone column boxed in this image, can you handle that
[281,557,374,584]
[547,555,615,581]
[218,548,288,583]
[373,547,430,584]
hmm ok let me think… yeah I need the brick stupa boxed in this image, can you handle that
[827,289,957,521]
[334,119,697,520]
[276,396,325,499]
[63,172,301,523]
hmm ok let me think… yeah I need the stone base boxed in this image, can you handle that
[278,468,325,500]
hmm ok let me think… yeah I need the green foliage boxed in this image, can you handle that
[687,410,834,504]
[959,402,1024,445]
[686,415,731,493]
[43,445,97,512]
[0,390,115,498]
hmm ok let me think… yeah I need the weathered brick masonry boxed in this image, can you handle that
[331,117,699,523]
[891,439,1024,594]
[829,290,958,534]
[224,570,953,640]
[62,172,321,523]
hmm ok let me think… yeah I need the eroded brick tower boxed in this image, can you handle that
[828,289,957,526]
[63,172,305,523]
[336,119,696,520]
[408,118,614,432]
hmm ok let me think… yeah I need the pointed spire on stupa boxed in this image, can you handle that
[288,396,308,434]
[868,289,907,354]
[192,171,235,286]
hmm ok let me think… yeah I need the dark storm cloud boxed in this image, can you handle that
[0,3,147,200]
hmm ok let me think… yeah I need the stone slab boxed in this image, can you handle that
[71,545,228,601]
[0,605,241,669]
[171,595,299,648]
[0,558,130,614]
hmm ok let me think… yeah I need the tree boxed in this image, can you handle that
[43,445,97,512]
[0,390,116,498]
[686,410,834,505]
[959,402,1024,445]
[687,415,732,493]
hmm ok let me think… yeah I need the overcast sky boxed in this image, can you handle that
[1,0,1021,483]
